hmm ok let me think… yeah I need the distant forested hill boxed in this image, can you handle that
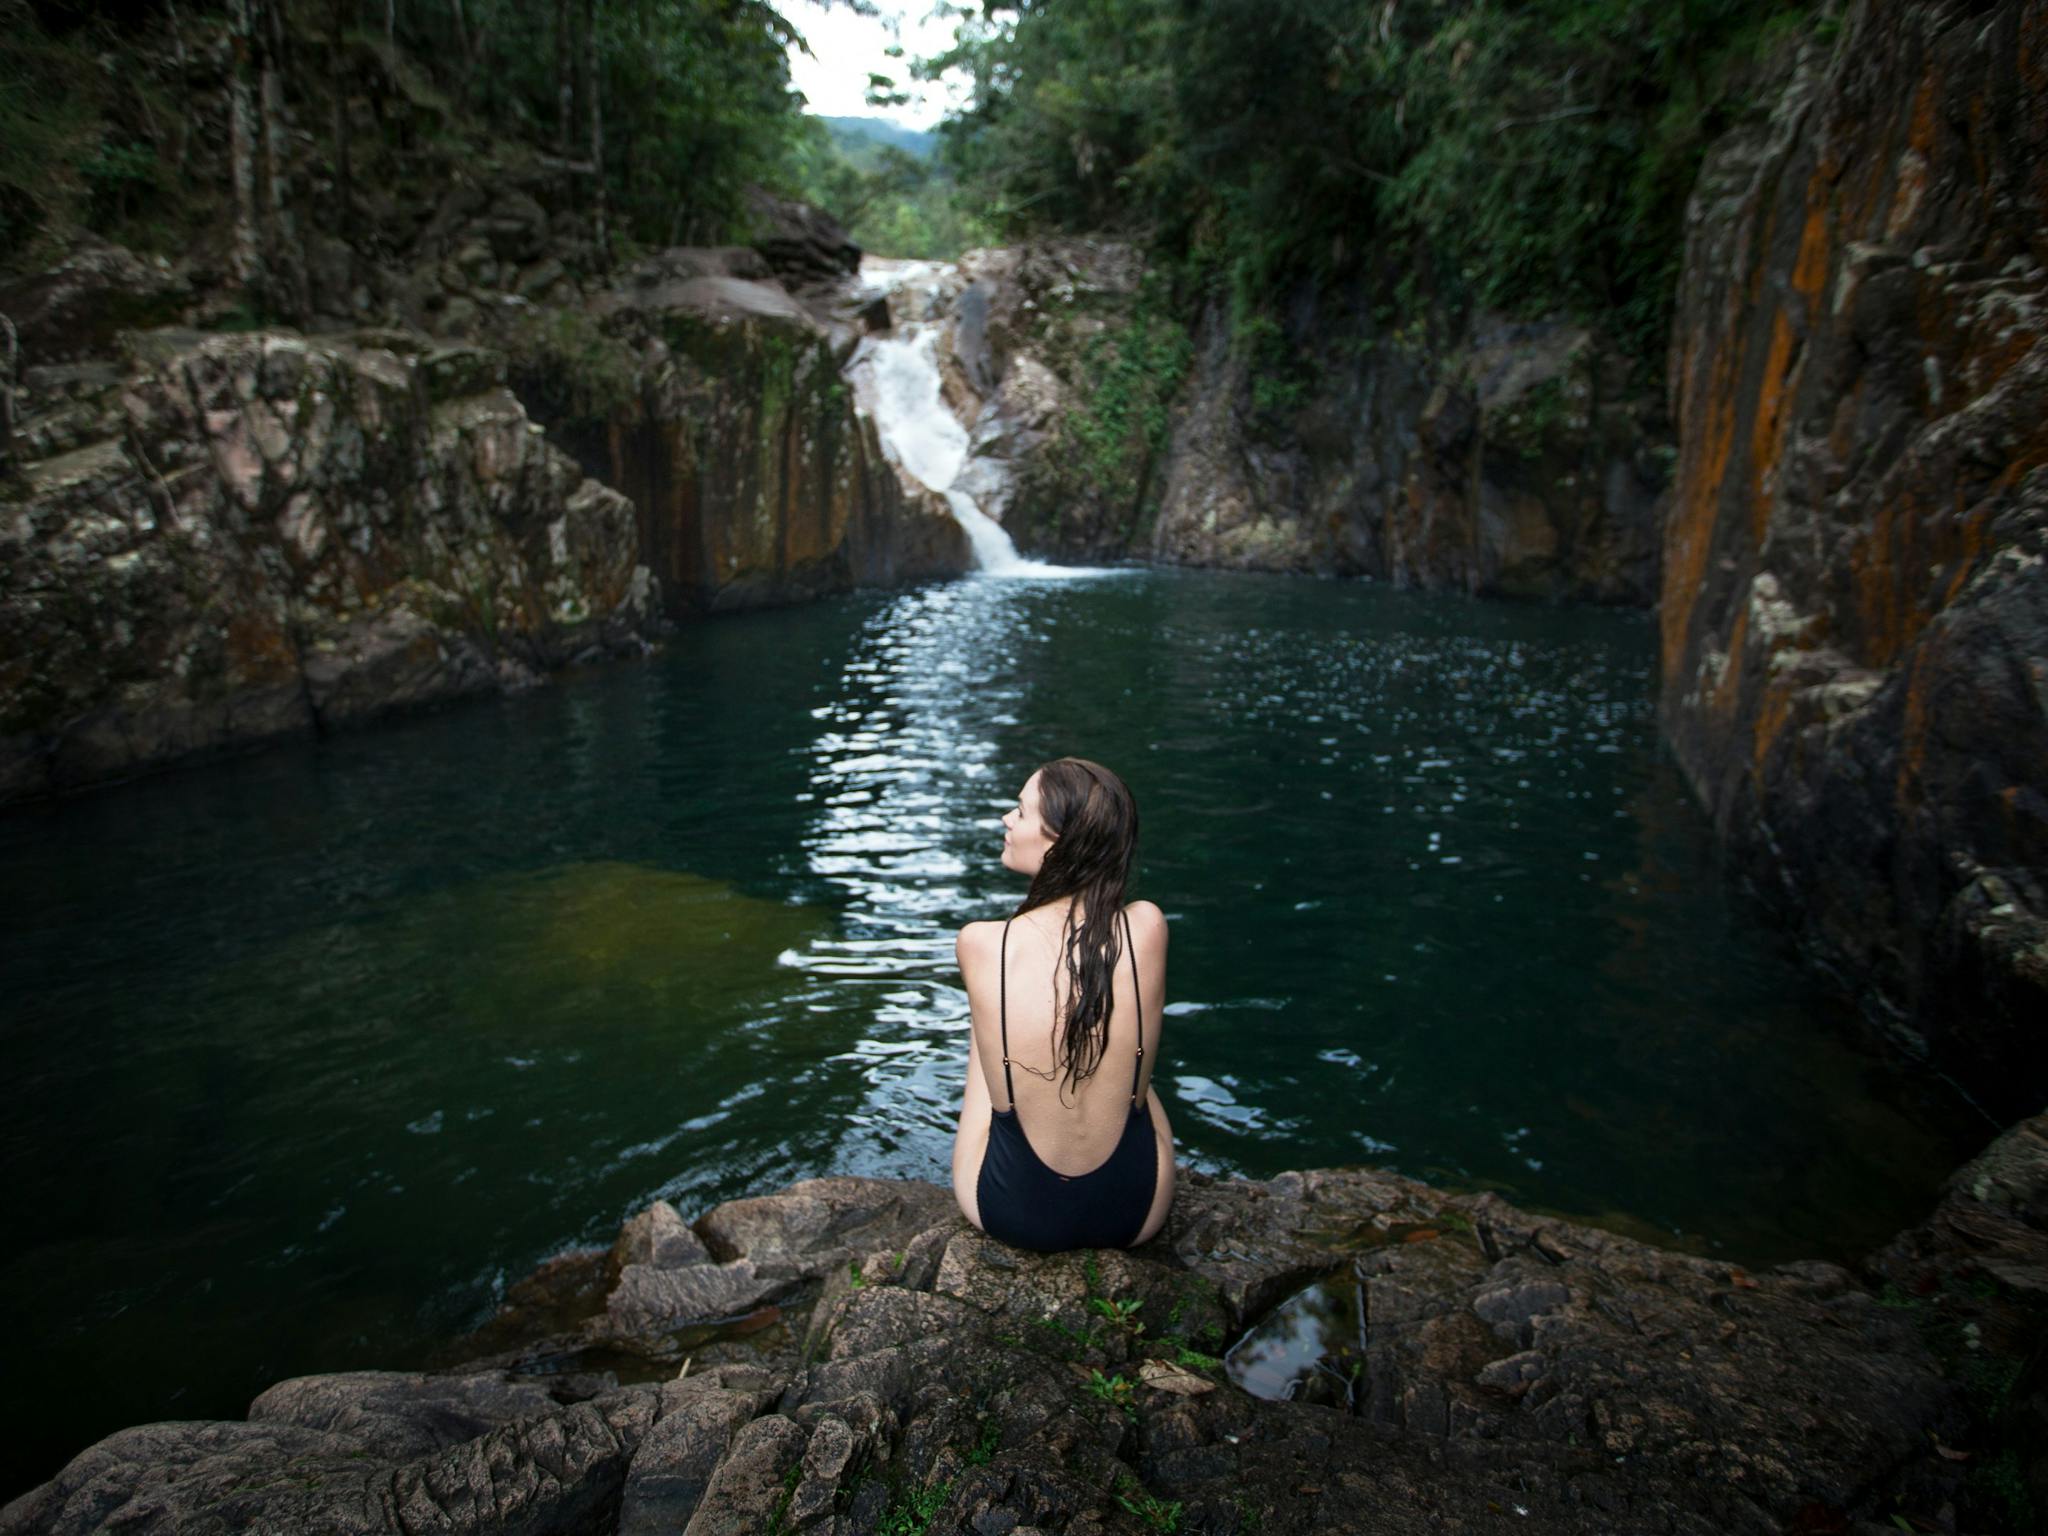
[818,116,938,161]
[792,112,986,259]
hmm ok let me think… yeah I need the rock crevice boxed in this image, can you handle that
[9,1122,2043,1534]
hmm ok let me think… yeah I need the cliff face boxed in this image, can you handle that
[1146,299,1665,603]
[0,329,655,803]
[940,244,1667,604]
[0,224,967,804]
[588,258,968,618]
[1660,0,2048,1113]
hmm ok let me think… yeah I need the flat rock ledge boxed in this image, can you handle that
[6,1120,2045,1536]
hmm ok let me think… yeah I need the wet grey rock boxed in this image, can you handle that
[0,241,189,364]
[13,1144,2043,1534]
[680,1413,808,1536]
[618,1369,780,1536]
[1866,1109,2048,1518]
[696,1176,957,1275]
[244,1369,565,1459]
[612,1198,715,1272]
[608,1257,793,1333]
[743,188,861,292]
[0,1386,662,1535]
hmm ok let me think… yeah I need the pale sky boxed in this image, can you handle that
[783,0,969,130]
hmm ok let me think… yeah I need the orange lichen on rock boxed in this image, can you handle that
[1850,489,1913,672]
[1715,604,1751,726]
[1790,194,1833,304]
[1752,673,1798,774]
[1660,339,1743,692]
[1749,308,1799,543]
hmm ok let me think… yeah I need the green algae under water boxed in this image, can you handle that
[0,567,1988,1498]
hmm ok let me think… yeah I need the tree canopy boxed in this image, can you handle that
[925,0,1822,360]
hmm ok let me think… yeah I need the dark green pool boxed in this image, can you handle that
[0,567,1985,1499]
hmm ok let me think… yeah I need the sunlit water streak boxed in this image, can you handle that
[0,568,1983,1499]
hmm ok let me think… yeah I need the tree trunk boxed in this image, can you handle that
[330,0,353,253]
[227,0,263,301]
[584,0,607,271]
[165,0,189,71]
[385,0,395,50]
[555,0,573,156]
[449,0,470,73]
[258,0,309,322]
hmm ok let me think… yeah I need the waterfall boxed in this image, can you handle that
[850,259,1095,579]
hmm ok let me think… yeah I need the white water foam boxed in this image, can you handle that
[851,258,1118,580]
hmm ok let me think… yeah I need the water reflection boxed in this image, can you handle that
[1226,1271,1366,1407]
[782,572,1139,1171]
[0,566,1985,1503]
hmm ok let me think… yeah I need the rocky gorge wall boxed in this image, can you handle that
[933,244,1668,606]
[1144,299,1666,604]
[0,324,656,803]
[584,250,967,618]
[1659,0,2048,1116]
[0,0,973,803]
[0,213,967,804]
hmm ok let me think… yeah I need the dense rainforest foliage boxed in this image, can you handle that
[4,0,1827,366]
[0,0,824,272]
[925,0,1827,367]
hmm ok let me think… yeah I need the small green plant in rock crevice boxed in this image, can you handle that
[1088,1294,1145,1338]
[1033,1313,1094,1357]
[1113,1470,1182,1532]
[964,1414,1002,1466]
[1082,1368,1138,1423]
[1875,1270,2037,1532]
[877,1475,953,1536]
[763,1459,803,1536]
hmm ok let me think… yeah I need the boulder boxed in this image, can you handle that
[743,188,861,292]
[0,242,189,366]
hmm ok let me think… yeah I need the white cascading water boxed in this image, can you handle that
[851,260,1092,578]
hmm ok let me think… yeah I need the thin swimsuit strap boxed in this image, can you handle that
[997,909,1145,1110]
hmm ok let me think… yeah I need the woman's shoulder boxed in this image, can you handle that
[957,905,1164,952]
[1122,900,1168,943]
[955,918,1002,962]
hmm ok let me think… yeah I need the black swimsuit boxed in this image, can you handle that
[976,909,1159,1252]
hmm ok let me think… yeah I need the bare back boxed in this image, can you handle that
[968,901,1165,1176]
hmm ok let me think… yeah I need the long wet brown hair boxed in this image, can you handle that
[1008,757,1140,1101]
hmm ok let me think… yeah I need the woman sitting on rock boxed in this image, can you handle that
[950,757,1176,1250]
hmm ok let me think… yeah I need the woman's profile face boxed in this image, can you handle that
[1001,770,1056,875]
